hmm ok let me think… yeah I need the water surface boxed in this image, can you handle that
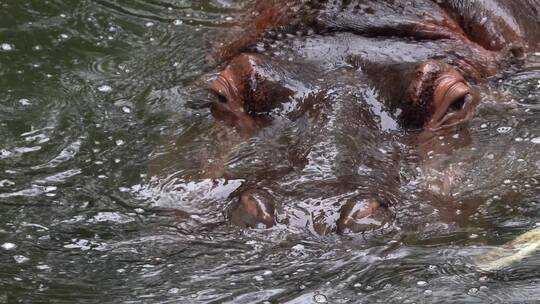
[1,1,540,303]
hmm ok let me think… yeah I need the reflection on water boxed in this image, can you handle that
[0,1,539,303]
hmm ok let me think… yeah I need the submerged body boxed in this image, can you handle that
[207,0,540,233]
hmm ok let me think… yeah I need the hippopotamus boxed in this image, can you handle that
[208,0,540,234]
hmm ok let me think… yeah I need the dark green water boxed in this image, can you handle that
[1,1,540,303]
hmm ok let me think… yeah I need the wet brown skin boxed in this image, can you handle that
[209,0,540,233]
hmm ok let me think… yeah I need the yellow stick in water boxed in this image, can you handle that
[473,226,540,272]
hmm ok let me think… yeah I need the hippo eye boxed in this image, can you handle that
[449,96,466,112]
[215,92,228,103]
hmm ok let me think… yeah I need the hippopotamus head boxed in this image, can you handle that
[207,0,539,234]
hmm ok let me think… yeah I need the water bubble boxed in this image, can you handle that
[253,275,264,282]
[468,287,479,294]
[1,43,14,51]
[497,127,512,134]
[313,294,328,303]
[44,186,57,193]
[36,264,50,270]
[168,288,179,294]
[122,106,131,113]
[1,243,17,250]
[291,244,306,256]
[13,255,30,264]
[292,244,305,251]
[145,22,155,27]
[531,137,540,144]
[115,139,125,146]
[480,124,488,129]
[424,290,433,295]
[0,180,14,187]
[97,85,112,93]
[18,98,31,106]
[118,187,130,192]
[173,20,183,26]
[417,281,428,287]
[59,33,69,39]
[225,16,234,21]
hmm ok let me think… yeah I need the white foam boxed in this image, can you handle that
[2,243,17,250]
[1,43,13,51]
[97,85,112,93]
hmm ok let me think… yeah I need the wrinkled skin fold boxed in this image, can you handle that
[207,0,540,234]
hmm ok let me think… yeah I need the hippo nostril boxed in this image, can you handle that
[229,190,275,229]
